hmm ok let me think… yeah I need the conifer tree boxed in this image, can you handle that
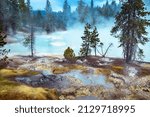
[111,0,150,63]
[23,26,35,57]
[90,0,95,25]
[45,0,52,13]
[80,23,92,57]
[9,0,20,33]
[26,0,31,20]
[77,0,86,23]
[45,0,53,33]
[90,27,100,56]
[19,0,28,26]
[63,0,71,24]
[35,10,43,27]
[0,23,9,61]
[91,0,94,9]
[0,24,6,48]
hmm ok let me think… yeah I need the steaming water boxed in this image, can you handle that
[62,70,113,88]
[5,21,150,62]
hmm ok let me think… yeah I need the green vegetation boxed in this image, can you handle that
[23,26,35,57]
[80,24,106,57]
[90,26,100,56]
[80,23,92,57]
[64,47,76,62]
[111,0,150,63]
[0,23,9,68]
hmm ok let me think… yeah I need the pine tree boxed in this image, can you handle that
[45,0,52,14]
[77,0,86,23]
[0,0,11,32]
[111,0,118,16]
[9,0,20,33]
[35,10,43,27]
[0,23,9,62]
[111,0,150,63]
[23,26,35,57]
[45,0,53,33]
[80,23,92,57]
[26,0,31,20]
[19,0,28,26]
[63,0,71,24]
[91,0,94,9]
[90,0,96,25]
[0,1,5,31]
[0,24,6,48]
[90,27,100,56]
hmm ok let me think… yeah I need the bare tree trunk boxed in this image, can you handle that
[102,43,113,57]
[30,26,34,57]
[97,43,113,57]
[95,46,97,56]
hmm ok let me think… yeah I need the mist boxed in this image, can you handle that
[2,0,150,62]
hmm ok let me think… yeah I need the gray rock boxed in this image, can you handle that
[75,96,99,100]
[76,60,83,64]
[61,87,76,95]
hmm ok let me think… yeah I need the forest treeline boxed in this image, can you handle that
[0,0,121,34]
[0,0,150,64]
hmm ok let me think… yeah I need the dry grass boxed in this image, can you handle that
[138,68,150,77]
[51,66,70,74]
[111,66,124,75]
[0,78,59,100]
[128,86,150,100]
[0,68,39,78]
[95,68,111,76]
[52,64,87,74]
[68,64,87,71]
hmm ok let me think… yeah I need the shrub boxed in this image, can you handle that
[64,47,76,62]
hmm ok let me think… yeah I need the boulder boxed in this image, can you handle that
[76,60,83,64]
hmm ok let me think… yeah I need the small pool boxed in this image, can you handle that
[62,70,113,88]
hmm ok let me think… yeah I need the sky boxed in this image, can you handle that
[29,0,120,11]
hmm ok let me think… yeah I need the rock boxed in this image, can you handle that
[66,95,76,100]
[88,68,94,74]
[31,82,39,86]
[61,88,76,95]
[134,90,150,99]
[125,66,138,77]
[83,59,87,63]
[66,76,83,87]
[55,59,63,62]
[36,58,50,64]
[76,87,91,97]
[76,60,83,64]
[42,70,51,76]
[59,95,65,100]
[146,81,150,88]
[109,74,125,88]
[26,78,32,84]
[62,58,67,62]
[101,58,112,62]
[16,77,32,85]
[75,96,99,100]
